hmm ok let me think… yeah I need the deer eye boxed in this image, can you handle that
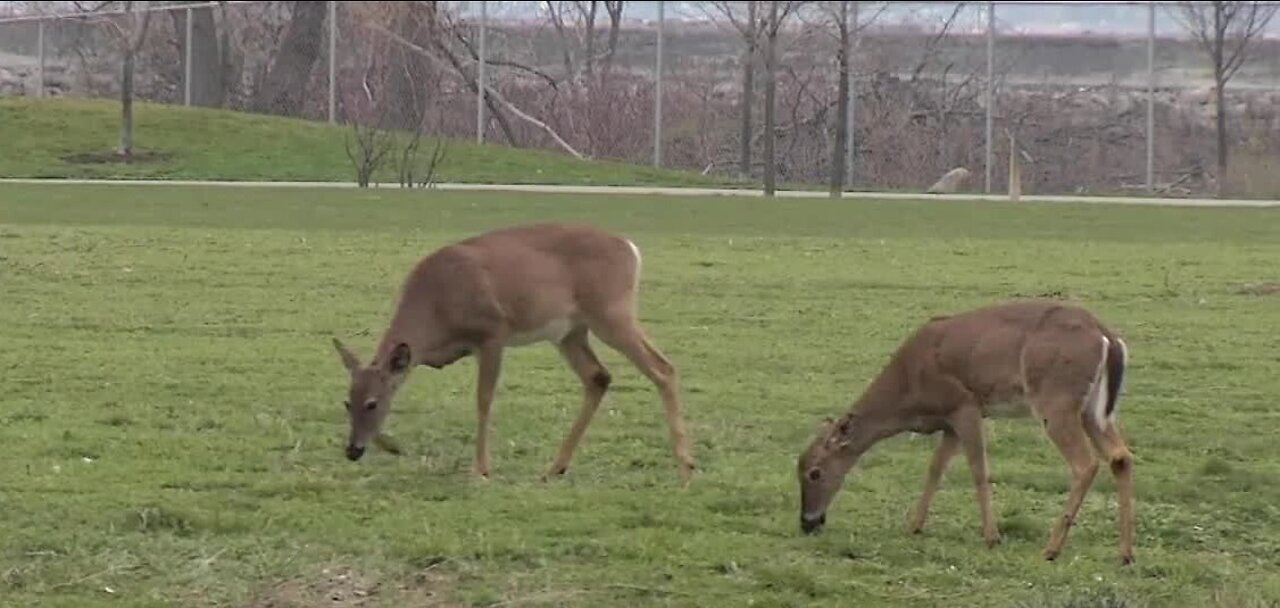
[364,400,377,411]
[807,468,822,482]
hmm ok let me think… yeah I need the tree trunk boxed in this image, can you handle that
[739,40,755,178]
[763,1,779,196]
[601,1,623,79]
[1215,77,1228,197]
[582,0,598,84]
[829,1,850,197]
[119,47,135,161]
[172,4,225,107]
[384,3,435,131]
[1212,1,1227,197]
[738,2,757,178]
[252,0,326,117]
[116,2,151,161]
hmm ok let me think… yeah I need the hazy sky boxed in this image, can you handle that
[455,1,1280,39]
[2,2,1276,39]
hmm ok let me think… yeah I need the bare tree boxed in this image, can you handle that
[762,1,805,196]
[763,2,780,195]
[252,0,326,117]
[811,1,884,195]
[106,1,153,161]
[69,0,154,159]
[600,1,625,80]
[829,1,851,196]
[538,1,631,156]
[1172,1,1278,196]
[344,120,394,188]
[706,2,768,178]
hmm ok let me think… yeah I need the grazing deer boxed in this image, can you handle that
[331,223,695,484]
[797,300,1136,565]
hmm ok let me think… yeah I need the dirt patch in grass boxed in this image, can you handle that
[1237,282,1280,296]
[61,149,175,165]
[246,564,458,608]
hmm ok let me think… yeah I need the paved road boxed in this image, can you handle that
[2,178,1277,208]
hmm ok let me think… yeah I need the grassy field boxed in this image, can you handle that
[1,183,1278,608]
[0,98,732,188]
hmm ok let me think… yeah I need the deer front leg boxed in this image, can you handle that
[950,407,1001,548]
[908,430,960,535]
[473,342,504,479]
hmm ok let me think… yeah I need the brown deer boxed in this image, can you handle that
[797,300,1135,565]
[331,223,695,484]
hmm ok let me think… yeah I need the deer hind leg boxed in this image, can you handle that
[950,406,1001,547]
[1037,400,1101,562]
[472,341,504,479]
[543,327,611,481]
[908,430,960,535]
[588,313,695,485]
[1083,415,1136,565]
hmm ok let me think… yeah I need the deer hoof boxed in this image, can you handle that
[540,466,568,482]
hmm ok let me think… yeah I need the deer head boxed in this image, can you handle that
[796,415,861,534]
[332,337,412,461]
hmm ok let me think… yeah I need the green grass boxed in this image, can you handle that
[2,183,1279,608]
[0,98,736,188]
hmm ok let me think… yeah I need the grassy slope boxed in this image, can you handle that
[0,97,736,188]
[1,184,1279,607]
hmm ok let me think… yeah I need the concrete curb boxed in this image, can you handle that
[2,178,1277,208]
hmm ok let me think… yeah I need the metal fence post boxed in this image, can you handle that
[327,0,336,123]
[183,6,192,106]
[985,1,995,194]
[1146,2,1155,193]
[653,1,665,168]
[36,19,45,98]
[477,0,487,144]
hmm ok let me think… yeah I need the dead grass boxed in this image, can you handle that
[1237,282,1280,296]
[246,564,459,608]
[1225,148,1280,199]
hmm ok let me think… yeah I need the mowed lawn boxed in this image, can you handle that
[1,184,1278,608]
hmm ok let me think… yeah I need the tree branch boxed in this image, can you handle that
[368,22,585,159]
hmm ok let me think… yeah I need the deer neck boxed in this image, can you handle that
[374,304,463,370]
[839,371,912,462]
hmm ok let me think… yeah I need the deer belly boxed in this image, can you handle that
[506,318,574,347]
[983,398,1032,420]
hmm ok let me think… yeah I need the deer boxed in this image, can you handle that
[796,299,1136,565]
[331,222,696,485]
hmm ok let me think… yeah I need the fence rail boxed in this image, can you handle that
[2,1,1278,198]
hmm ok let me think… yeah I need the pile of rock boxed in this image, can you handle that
[0,54,70,97]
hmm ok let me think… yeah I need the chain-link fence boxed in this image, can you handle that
[2,1,1278,197]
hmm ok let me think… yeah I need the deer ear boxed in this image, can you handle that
[333,337,361,373]
[388,343,412,374]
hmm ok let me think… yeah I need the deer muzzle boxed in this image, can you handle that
[800,512,826,535]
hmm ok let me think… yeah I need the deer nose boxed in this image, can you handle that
[800,513,826,535]
[345,444,366,461]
